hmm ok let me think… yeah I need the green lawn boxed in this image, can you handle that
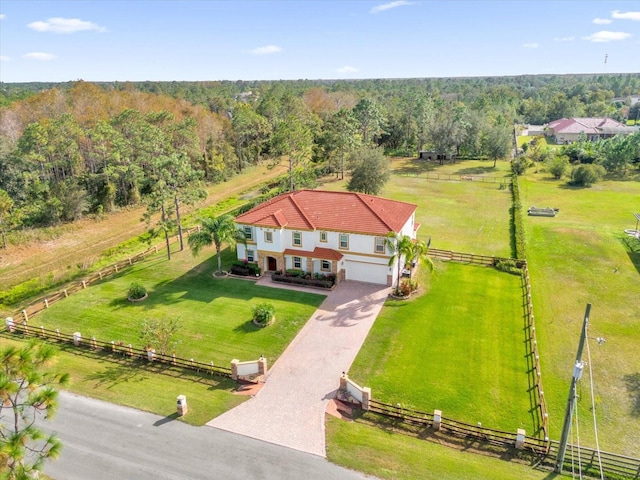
[0,336,245,425]
[326,416,560,480]
[31,246,326,366]
[519,172,640,456]
[349,262,534,434]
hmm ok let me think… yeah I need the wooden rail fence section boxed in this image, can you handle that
[547,440,640,479]
[12,226,201,322]
[5,322,233,378]
[395,172,510,184]
[367,399,548,454]
[428,248,522,266]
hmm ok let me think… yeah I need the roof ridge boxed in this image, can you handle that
[290,191,316,229]
[354,192,394,232]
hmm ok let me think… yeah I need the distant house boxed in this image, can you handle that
[234,190,419,286]
[545,117,638,144]
[418,151,456,161]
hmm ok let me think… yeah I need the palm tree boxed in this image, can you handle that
[386,233,434,294]
[188,214,245,273]
[385,232,414,294]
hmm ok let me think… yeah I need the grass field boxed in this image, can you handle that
[326,416,556,480]
[0,336,245,426]
[349,262,534,434]
[30,246,325,366]
[519,172,640,456]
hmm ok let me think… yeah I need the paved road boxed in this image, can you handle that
[41,391,371,480]
[209,280,389,456]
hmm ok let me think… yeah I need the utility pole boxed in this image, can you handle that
[554,303,591,473]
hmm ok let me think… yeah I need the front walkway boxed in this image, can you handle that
[207,280,389,457]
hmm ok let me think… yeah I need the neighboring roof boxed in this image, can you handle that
[283,247,344,261]
[546,117,633,135]
[236,190,417,235]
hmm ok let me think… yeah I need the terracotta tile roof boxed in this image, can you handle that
[236,190,416,235]
[283,247,344,261]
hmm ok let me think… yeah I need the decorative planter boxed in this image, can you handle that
[127,293,148,303]
[252,316,275,328]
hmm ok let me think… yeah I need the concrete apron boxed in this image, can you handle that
[207,280,388,457]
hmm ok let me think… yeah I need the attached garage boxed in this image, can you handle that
[344,260,389,285]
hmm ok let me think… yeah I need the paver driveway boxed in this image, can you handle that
[208,280,388,457]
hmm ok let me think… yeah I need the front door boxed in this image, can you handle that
[267,257,277,271]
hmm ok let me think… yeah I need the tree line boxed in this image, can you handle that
[1,75,639,245]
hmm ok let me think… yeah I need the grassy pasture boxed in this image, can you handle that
[349,263,534,434]
[519,172,640,456]
[30,246,325,366]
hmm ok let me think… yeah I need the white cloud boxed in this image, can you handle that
[0,14,6,20]
[554,36,575,42]
[370,1,413,14]
[247,45,282,55]
[611,10,640,21]
[523,43,539,49]
[593,18,612,24]
[23,52,57,61]
[583,30,632,42]
[0,56,10,62]
[336,65,359,73]
[27,17,107,34]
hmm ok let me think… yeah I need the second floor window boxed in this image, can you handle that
[293,231,302,247]
[375,236,386,253]
[320,231,327,242]
[265,231,273,243]
[243,226,253,241]
[339,233,349,249]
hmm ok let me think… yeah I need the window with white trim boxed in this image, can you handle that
[293,256,302,269]
[247,249,255,262]
[375,236,386,253]
[243,226,253,241]
[321,260,331,271]
[265,231,273,243]
[319,231,328,242]
[339,233,349,249]
[292,231,302,247]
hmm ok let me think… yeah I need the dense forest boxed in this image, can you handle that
[0,74,639,244]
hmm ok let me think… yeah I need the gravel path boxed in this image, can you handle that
[208,280,388,457]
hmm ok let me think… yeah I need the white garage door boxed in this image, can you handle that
[345,260,388,285]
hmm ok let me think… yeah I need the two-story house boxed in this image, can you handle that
[234,190,419,286]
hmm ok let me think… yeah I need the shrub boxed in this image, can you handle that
[127,282,147,300]
[570,164,605,187]
[546,155,570,179]
[398,279,413,297]
[512,157,528,175]
[285,269,305,277]
[252,302,275,326]
[494,259,523,275]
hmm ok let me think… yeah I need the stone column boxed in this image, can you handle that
[73,332,82,346]
[258,356,268,375]
[515,428,526,449]
[433,409,442,430]
[231,359,239,380]
[5,317,15,332]
[362,387,371,410]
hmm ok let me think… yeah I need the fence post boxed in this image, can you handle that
[22,309,29,322]
[114,264,118,273]
[209,361,214,375]
[433,409,442,430]
[172,353,176,365]
[258,355,268,375]
[40,325,45,337]
[361,387,371,410]
[515,428,526,449]
[91,337,97,349]
[5,317,15,333]
[73,332,81,346]
[147,348,155,361]
[127,344,133,356]
[129,257,132,265]
[231,359,239,380]
[44,298,49,308]
[111,341,116,352]
[82,280,87,289]
[56,328,61,339]
[99,271,103,280]
[23,319,29,335]
[64,289,68,298]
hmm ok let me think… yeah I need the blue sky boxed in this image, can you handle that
[0,1,639,82]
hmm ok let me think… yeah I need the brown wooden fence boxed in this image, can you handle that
[11,226,201,322]
[428,248,524,266]
[395,171,510,185]
[546,440,640,479]
[367,399,548,454]
[6,318,232,378]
